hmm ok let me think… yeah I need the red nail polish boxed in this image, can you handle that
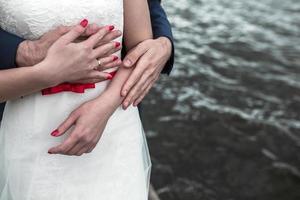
[108,25,115,31]
[113,56,119,61]
[115,42,121,48]
[51,129,59,136]
[80,19,88,28]
[107,74,113,80]
[48,150,53,154]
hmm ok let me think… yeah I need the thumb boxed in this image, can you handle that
[55,19,89,46]
[50,111,79,137]
[123,44,147,68]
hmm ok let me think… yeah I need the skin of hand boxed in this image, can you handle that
[48,94,113,156]
[40,23,123,86]
[121,36,172,109]
[16,24,123,84]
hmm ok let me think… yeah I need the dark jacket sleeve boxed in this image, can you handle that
[0,28,25,69]
[148,0,174,75]
[0,29,25,120]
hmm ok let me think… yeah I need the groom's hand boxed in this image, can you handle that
[16,26,71,67]
[15,24,104,67]
[121,37,172,109]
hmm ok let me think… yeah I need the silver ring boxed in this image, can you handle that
[93,59,102,70]
[97,59,102,67]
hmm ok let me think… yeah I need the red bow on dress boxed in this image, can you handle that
[41,71,117,95]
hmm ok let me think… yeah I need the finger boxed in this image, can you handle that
[122,72,151,109]
[75,145,91,156]
[99,59,122,71]
[121,56,151,97]
[123,43,148,67]
[91,41,121,59]
[123,74,153,108]
[87,70,112,80]
[54,19,88,46]
[42,26,72,44]
[69,78,107,84]
[48,133,79,154]
[133,78,156,106]
[65,141,87,156]
[95,56,122,71]
[100,43,122,58]
[95,30,122,47]
[86,144,97,153]
[50,110,79,137]
[83,25,114,48]
[83,23,101,36]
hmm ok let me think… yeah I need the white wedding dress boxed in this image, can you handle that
[0,0,151,199]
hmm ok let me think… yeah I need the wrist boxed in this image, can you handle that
[157,36,172,57]
[95,90,122,112]
[33,60,60,87]
[16,40,29,67]
[16,40,40,67]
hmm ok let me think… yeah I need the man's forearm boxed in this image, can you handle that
[148,0,174,74]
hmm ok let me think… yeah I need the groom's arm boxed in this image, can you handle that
[120,0,175,108]
[0,26,74,69]
[0,28,24,69]
[148,0,174,74]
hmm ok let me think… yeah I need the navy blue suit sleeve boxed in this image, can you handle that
[148,0,174,75]
[0,28,25,69]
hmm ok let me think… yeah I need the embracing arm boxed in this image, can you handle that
[148,0,174,74]
[94,0,153,110]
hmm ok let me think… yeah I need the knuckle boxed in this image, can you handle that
[97,29,107,39]
[82,44,91,51]
[72,133,81,140]
[128,93,135,100]
[144,69,152,77]
[96,73,104,79]
[87,53,94,60]
[80,135,90,143]
[136,42,145,50]
[70,112,80,120]
[86,149,92,153]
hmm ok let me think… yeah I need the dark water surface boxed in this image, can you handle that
[142,0,300,199]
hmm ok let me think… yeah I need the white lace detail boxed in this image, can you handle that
[0,0,123,40]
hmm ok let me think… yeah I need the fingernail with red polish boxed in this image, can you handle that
[106,74,113,80]
[51,129,59,137]
[108,25,115,31]
[48,150,53,154]
[115,42,121,48]
[113,56,119,61]
[80,19,88,28]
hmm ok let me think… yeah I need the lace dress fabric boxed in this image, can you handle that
[0,1,151,199]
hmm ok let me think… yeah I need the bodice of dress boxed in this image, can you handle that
[0,0,124,95]
[0,0,123,40]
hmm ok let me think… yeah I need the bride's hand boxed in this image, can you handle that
[48,96,113,156]
[37,19,123,86]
